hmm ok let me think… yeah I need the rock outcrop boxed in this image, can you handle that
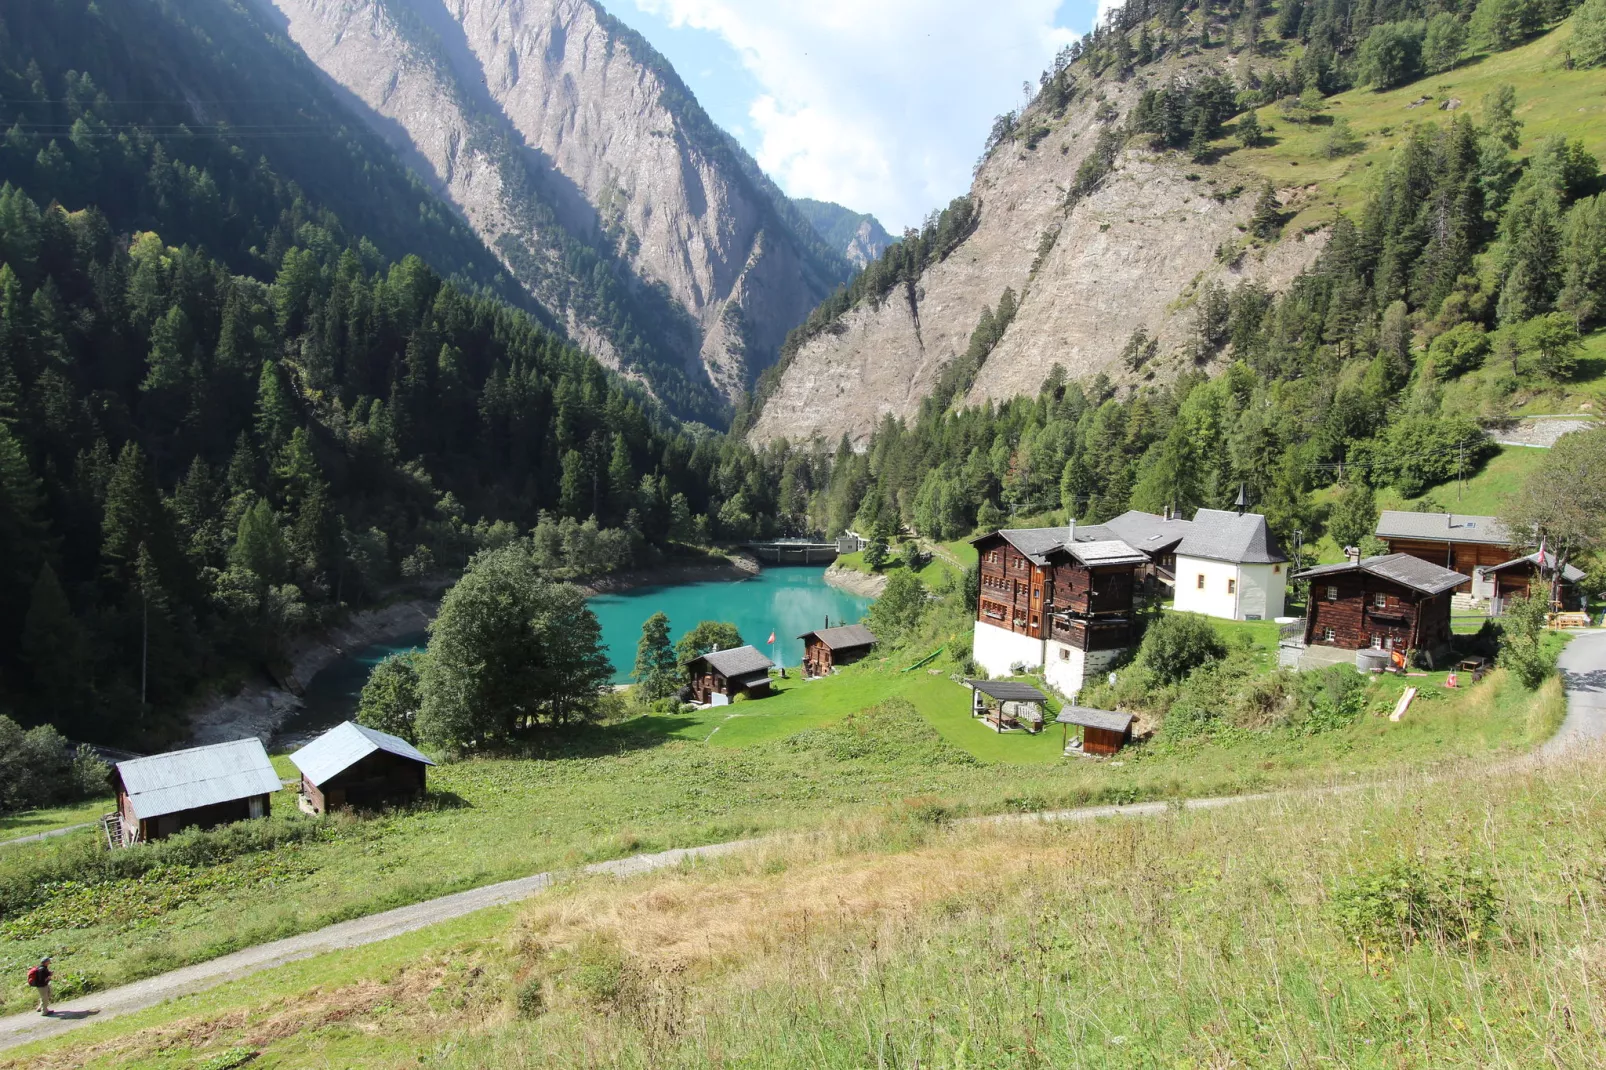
[257,0,845,416]
[750,72,1325,447]
[795,198,894,268]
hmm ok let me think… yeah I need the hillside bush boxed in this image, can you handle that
[0,717,108,815]
[1356,21,1426,88]
[1426,321,1490,377]
[1574,0,1606,67]
[356,651,425,743]
[1137,613,1227,685]
[1330,857,1500,950]
[1498,590,1558,688]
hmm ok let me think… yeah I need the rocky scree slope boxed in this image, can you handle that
[258,0,848,417]
[749,61,1325,448]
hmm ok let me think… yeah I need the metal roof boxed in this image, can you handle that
[289,721,435,788]
[1054,706,1135,733]
[1176,509,1288,564]
[797,623,877,649]
[115,738,282,821]
[691,645,774,678]
[1061,538,1150,568]
[1484,550,1586,583]
[1376,510,1512,545]
[1294,553,1467,595]
[965,679,1048,703]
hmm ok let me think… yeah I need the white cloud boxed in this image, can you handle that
[629,0,1079,230]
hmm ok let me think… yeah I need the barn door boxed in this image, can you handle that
[249,796,266,819]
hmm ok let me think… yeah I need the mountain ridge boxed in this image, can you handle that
[794,198,895,267]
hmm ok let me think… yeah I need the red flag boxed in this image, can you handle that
[767,631,776,645]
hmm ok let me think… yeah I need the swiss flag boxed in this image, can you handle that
[767,631,776,645]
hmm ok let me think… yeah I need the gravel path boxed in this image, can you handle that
[6,634,1606,1053]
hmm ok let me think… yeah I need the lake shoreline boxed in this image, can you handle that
[575,551,761,596]
[823,563,889,597]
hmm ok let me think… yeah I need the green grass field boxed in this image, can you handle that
[9,712,1595,1070]
[0,798,112,844]
[1228,22,1606,231]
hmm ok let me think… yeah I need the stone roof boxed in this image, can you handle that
[1054,706,1135,733]
[115,739,282,822]
[1376,510,1512,545]
[1061,539,1150,568]
[797,624,877,649]
[1294,553,1467,595]
[1095,510,1194,554]
[1484,550,1586,583]
[1176,509,1288,565]
[971,527,1068,565]
[692,645,774,679]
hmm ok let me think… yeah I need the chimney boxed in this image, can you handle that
[1345,545,1362,564]
[1066,517,1077,545]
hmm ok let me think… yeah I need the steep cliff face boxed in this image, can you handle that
[258,0,845,418]
[749,71,1325,447]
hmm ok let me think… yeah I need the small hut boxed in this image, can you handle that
[798,624,877,678]
[1055,706,1136,756]
[965,679,1049,733]
[1483,550,1585,614]
[686,645,775,705]
[110,738,281,845]
[289,721,435,814]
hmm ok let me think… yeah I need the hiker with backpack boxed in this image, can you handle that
[26,955,52,1015]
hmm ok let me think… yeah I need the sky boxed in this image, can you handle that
[616,0,1103,232]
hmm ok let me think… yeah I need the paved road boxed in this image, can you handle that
[0,823,94,849]
[6,634,1605,1053]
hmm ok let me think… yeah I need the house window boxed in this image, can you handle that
[1196,574,1206,590]
[1032,587,1041,604]
[1322,626,1336,642]
[1273,564,1281,574]
[1373,592,1387,609]
[1059,647,1070,661]
[1326,585,1339,602]
[1371,635,1383,649]
[1227,578,1236,595]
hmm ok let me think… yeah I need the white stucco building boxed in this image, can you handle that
[1169,509,1288,620]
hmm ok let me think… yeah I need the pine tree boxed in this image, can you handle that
[255,360,297,454]
[1237,109,1264,149]
[1189,109,1213,161]
[21,562,91,728]
[632,611,679,702]
[0,422,46,649]
[1250,184,1283,240]
[607,433,635,522]
[230,497,289,587]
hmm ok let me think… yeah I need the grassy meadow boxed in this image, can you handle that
[0,633,1564,1017]
[10,728,1603,1069]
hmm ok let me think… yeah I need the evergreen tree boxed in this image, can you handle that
[230,497,289,587]
[1250,184,1284,240]
[20,563,91,730]
[632,611,679,702]
[255,360,297,455]
[607,433,635,522]
[1237,109,1264,149]
[1423,13,1469,73]
[1575,0,1606,67]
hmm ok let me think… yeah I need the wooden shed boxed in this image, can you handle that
[965,679,1049,733]
[798,624,877,678]
[1483,551,1585,614]
[1294,553,1464,659]
[1056,706,1135,756]
[110,738,281,846]
[686,645,774,705]
[289,721,435,814]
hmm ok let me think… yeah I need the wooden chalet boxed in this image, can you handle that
[798,623,877,678]
[1484,550,1585,614]
[109,738,281,846]
[965,679,1050,733]
[1042,531,1148,655]
[1294,554,1464,658]
[289,721,435,815]
[973,527,1061,642]
[1056,706,1136,756]
[686,645,774,705]
[1375,511,1517,597]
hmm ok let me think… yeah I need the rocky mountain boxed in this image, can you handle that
[749,55,1324,447]
[255,0,852,421]
[795,199,895,268]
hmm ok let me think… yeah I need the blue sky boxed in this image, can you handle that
[616,0,1103,231]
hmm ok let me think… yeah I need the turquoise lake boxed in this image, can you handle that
[286,566,871,738]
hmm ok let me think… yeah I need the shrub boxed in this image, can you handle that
[1322,118,1365,159]
[1575,0,1606,67]
[1427,321,1489,377]
[356,650,425,743]
[1499,590,1558,688]
[1296,666,1368,734]
[0,716,110,814]
[1330,858,1500,950]
[1356,21,1426,88]
[1138,613,1227,685]
[514,977,546,1019]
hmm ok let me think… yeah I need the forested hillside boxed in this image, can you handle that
[754,0,1606,561]
[0,2,793,749]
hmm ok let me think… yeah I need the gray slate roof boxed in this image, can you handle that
[966,679,1048,703]
[1485,550,1586,583]
[1376,510,1512,545]
[1096,510,1194,554]
[972,527,1068,565]
[1176,509,1288,565]
[1054,706,1135,733]
[798,623,877,650]
[115,738,282,821]
[693,645,774,678]
[1294,553,1467,595]
[289,721,435,788]
[1062,539,1150,568]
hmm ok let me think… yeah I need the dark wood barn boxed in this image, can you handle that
[1484,551,1585,614]
[289,721,435,814]
[972,529,1060,641]
[1055,706,1136,756]
[1375,511,1517,594]
[110,738,282,846]
[799,624,877,678]
[1294,554,1464,658]
[686,645,774,705]
[1043,535,1147,652]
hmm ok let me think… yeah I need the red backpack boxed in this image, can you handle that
[26,966,45,987]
